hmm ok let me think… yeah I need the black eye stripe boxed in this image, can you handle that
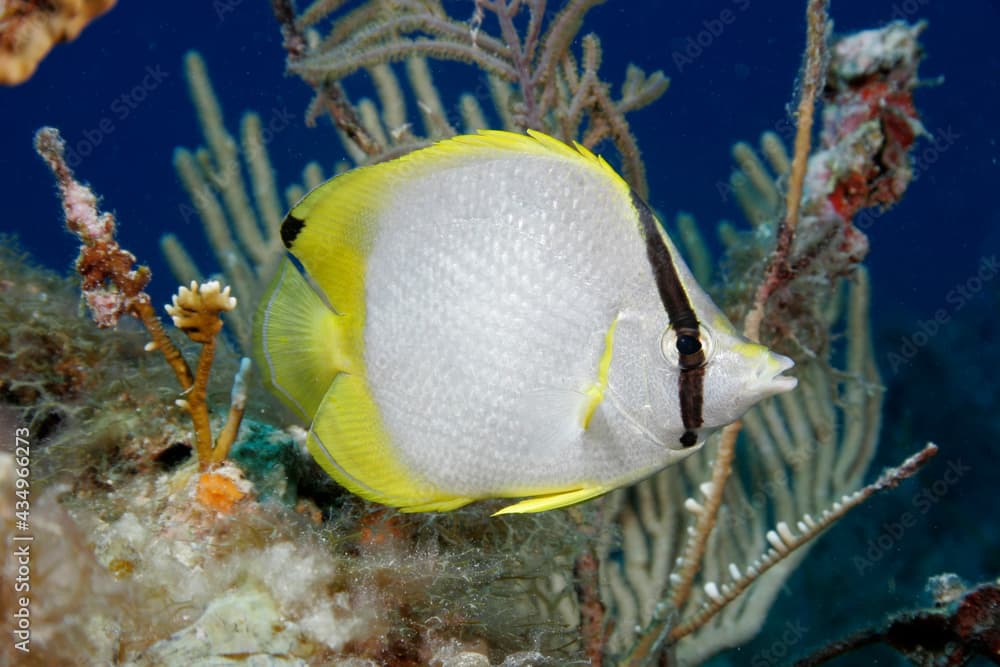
[679,368,705,446]
[631,191,705,446]
[631,194,700,333]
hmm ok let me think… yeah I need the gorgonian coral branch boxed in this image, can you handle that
[35,126,247,473]
[269,0,666,196]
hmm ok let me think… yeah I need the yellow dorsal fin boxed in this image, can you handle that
[279,130,630,309]
[443,129,630,194]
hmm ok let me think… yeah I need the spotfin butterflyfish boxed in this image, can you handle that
[254,130,797,515]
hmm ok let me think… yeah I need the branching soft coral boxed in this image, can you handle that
[34,126,248,473]
[727,21,927,358]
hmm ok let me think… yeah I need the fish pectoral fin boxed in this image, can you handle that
[581,313,620,429]
[492,486,609,515]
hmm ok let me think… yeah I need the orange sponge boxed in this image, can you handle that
[196,469,249,514]
[1,0,117,85]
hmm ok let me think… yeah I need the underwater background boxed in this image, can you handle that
[2,0,999,665]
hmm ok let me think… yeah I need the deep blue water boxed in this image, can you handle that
[2,1,998,664]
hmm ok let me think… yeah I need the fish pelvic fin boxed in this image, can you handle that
[492,486,610,515]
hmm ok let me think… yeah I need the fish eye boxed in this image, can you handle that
[676,334,701,356]
[660,323,715,369]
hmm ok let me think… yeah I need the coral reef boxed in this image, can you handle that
[4,2,951,665]
[160,2,939,664]
[0,440,594,664]
[0,0,116,85]
[0,240,137,436]
[0,240,187,480]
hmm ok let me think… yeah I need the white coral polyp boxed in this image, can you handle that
[166,280,237,329]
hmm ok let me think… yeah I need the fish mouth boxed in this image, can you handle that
[755,352,798,395]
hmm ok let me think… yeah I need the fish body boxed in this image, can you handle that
[254,131,796,514]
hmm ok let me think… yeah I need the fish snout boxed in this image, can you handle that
[751,350,798,395]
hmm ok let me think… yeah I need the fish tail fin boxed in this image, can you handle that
[254,258,351,422]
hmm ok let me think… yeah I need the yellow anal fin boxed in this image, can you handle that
[580,314,619,429]
[492,486,609,515]
[400,497,477,513]
[309,373,468,512]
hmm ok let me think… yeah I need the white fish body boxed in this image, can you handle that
[255,131,796,514]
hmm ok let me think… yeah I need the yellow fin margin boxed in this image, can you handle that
[452,129,631,195]
[284,129,631,306]
[492,486,610,515]
[309,374,476,511]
